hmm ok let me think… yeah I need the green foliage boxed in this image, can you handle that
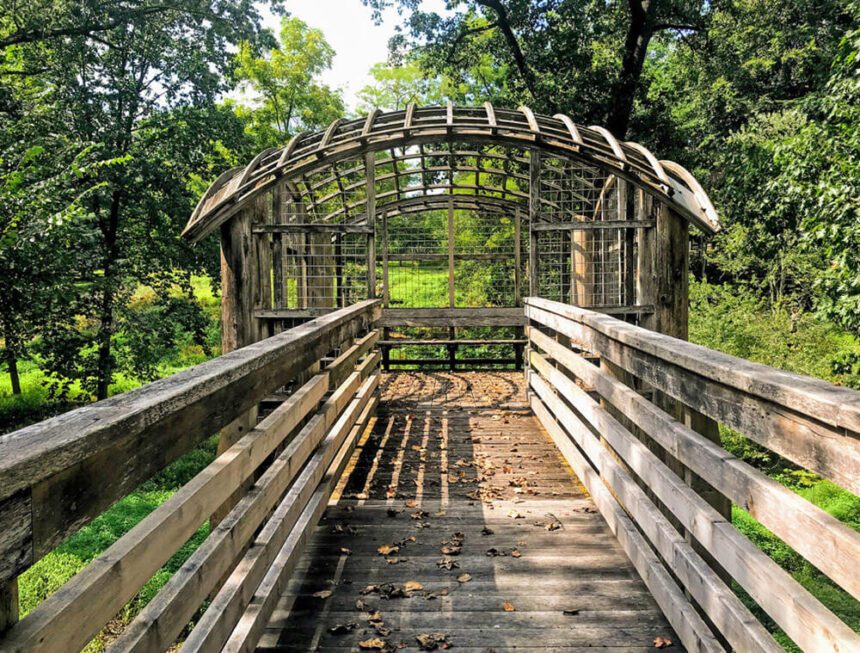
[357,62,448,112]
[233,16,344,148]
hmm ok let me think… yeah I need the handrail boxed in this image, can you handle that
[0,300,381,652]
[525,297,860,653]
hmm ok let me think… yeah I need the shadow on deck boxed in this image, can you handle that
[259,372,679,652]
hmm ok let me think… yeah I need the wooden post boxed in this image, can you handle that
[1,579,18,635]
[215,208,261,526]
[514,208,522,306]
[447,196,455,308]
[272,185,285,317]
[366,152,377,300]
[528,152,541,297]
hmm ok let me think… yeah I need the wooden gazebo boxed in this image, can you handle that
[183,103,720,361]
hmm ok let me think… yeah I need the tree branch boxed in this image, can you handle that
[473,0,553,111]
[0,3,184,48]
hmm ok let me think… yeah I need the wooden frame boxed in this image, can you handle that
[526,296,860,653]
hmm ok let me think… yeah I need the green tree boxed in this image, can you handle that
[233,16,344,148]
[0,0,278,398]
[356,62,448,111]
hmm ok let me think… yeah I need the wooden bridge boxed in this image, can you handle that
[1,106,859,652]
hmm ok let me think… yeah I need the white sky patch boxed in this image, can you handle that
[263,0,450,111]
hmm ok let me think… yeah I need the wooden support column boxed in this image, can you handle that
[528,152,541,297]
[366,152,377,300]
[447,195,455,308]
[215,207,262,526]
[514,207,524,370]
[272,185,285,323]
[381,208,390,371]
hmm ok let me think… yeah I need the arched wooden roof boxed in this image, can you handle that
[183,103,720,242]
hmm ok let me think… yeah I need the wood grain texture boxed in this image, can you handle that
[256,372,684,652]
[526,297,860,494]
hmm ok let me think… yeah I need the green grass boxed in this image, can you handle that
[18,436,218,651]
[387,261,449,307]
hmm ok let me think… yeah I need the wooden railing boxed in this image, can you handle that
[525,296,860,653]
[0,300,381,652]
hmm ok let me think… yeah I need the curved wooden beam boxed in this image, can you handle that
[588,126,627,165]
[184,105,721,242]
[553,114,583,147]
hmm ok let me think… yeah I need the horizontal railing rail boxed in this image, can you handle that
[525,296,860,653]
[0,300,381,652]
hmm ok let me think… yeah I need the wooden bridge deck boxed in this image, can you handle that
[259,371,680,652]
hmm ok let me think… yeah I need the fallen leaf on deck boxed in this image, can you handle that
[507,509,525,519]
[654,636,674,649]
[355,598,370,611]
[405,499,418,508]
[403,581,424,592]
[440,544,461,555]
[436,557,459,570]
[411,510,428,520]
[386,557,400,565]
[312,590,332,599]
[359,638,387,650]
[340,547,352,556]
[486,548,507,557]
[457,573,472,583]
[502,601,516,612]
[481,526,494,536]
[416,632,450,650]
[378,544,400,556]
[511,549,522,558]
[329,622,358,634]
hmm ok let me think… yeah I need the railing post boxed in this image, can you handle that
[1,579,17,635]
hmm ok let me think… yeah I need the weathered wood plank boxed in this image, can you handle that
[378,307,526,328]
[529,326,860,601]
[107,355,378,653]
[526,297,860,494]
[529,395,724,653]
[531,351,859,653]
[184,374,379,653]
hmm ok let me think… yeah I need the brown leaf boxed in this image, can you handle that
[377,544,400,556]
[329,622,358,635]
[312,590,332,599]
[404,581,424,592]
[340,547,352,556]
[457,573,472,583]
[359,638,387,650]
[511,549,522,558]
[440,544,461,555]
[416,633,450,651]
[502,601,516,612]
[507,509,525,519]
[436,557,459,570]
[654,636,674,649]
[386,557,400,565]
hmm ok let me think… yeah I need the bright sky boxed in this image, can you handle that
[272,0,449,110]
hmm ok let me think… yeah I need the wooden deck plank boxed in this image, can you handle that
[259,372,682,652]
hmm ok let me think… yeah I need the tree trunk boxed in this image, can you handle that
[1,317,21,395]
[606,0,659,138]
[95,190,122,401]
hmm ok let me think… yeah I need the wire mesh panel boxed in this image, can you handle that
[384,210,449,308]
[535,155,636,307]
